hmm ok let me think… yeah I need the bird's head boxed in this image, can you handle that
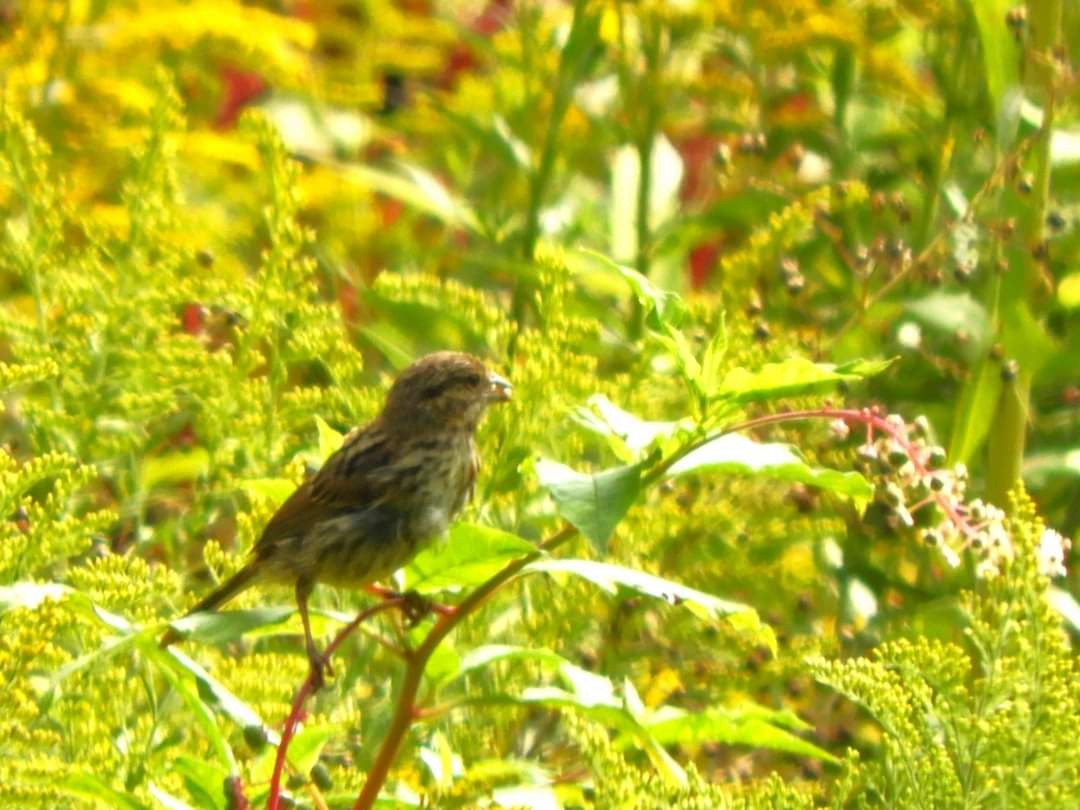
[383,351,512,432]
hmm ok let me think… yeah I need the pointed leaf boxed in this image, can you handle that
[715,357,889,405]
[455,645,573,680]
[0,581,71,613]
[573,394,684,459]
[164,607,295,645]
[58,774,149,810]
[314,415,344,461]
[404,523,537,593]
[669,433,872,508]
[567,248,688,329]
[640,708,839,763]
[534,458,642,554]
[526,558,774,652]
[340,161,480,232]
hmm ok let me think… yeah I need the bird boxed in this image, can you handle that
[161,351,511,688]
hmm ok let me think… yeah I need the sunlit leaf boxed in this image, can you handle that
[285,725,337,776]
[1048,587,1080,635]
[669,433,872,508]
[714,357,889,404]
[404,523,537,593]
[164,606,295,645]
[171,755,228,810]
[148,784,195,810]
[339,161,480,232]
[237,477,295,504]
[58,773,148,810]
[141,448,209,489]
[526,558,774,653]
[566,248,688,329]
[905,291,990,355]
[637,707,839,763]
[314,414,344,461]
[573,394,684,459]
[454,645,572,680]
[0,581,71,613]
[534,458,642,554]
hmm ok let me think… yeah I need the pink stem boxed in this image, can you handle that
[735,406,976,540]
[267,597,405,810]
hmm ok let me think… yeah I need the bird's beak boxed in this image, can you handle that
[487,371,513,402]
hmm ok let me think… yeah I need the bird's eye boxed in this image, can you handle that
[420,371,484,400]
[420,380,454,400]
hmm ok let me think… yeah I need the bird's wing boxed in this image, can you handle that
[254,421,396,552]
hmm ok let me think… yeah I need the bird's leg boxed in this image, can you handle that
[296,578,332,690]
[399,590,435,626]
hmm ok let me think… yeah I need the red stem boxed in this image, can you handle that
[268,597,405,810]
[352,525,577,810]
[733,406,976,539]
[349,405,963,807]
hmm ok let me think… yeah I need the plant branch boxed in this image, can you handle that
[351,524,577,810]
[267,597,405,810]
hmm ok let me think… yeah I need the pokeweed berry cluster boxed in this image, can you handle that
[827,406,1070,579]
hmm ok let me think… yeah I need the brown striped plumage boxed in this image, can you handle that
[162,352,511,687]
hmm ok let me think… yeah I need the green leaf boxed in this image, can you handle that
[237,477,295,504]
[610,136,684,263]
[714,357,889,404]
[171,755,229,810]
[1023,448,1080,487]
[285,725,337,776]
[141,448,210,489]
[154,646,274,742]
[0,581,71,613]
[455,645,572,680]
[147,784,196,810]
[58,774,149,810]
[573,394,685,460]
[566,248,688,329]
[700,315,729,395]
[514,663,688,785]
[147,649,237,772]
[164,606,295,645]
[314,415,344,461]
[970,0,1020,122]
[534,458,642,554]
[669,433,873,508]
[905,291,991,356]
[143,643,278,769]
[1052,128,1080,167]
[525,558,775,653]
[404,523,537,594]
[339,160,480,232]
[949,356,1002,465]
[637,707,839,763]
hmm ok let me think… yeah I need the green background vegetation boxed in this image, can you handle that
[1,1,1078,807]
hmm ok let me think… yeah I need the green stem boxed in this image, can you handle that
[516,0,594,331]
[986,0,1060,506]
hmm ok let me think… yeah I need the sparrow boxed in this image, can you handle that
[162,351,511,687]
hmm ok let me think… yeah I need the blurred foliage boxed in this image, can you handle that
[0,0,1078,807]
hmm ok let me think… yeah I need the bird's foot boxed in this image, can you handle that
[402,590,434,626]
[306,646,334,691]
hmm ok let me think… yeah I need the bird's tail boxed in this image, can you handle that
[160,564,260,648]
